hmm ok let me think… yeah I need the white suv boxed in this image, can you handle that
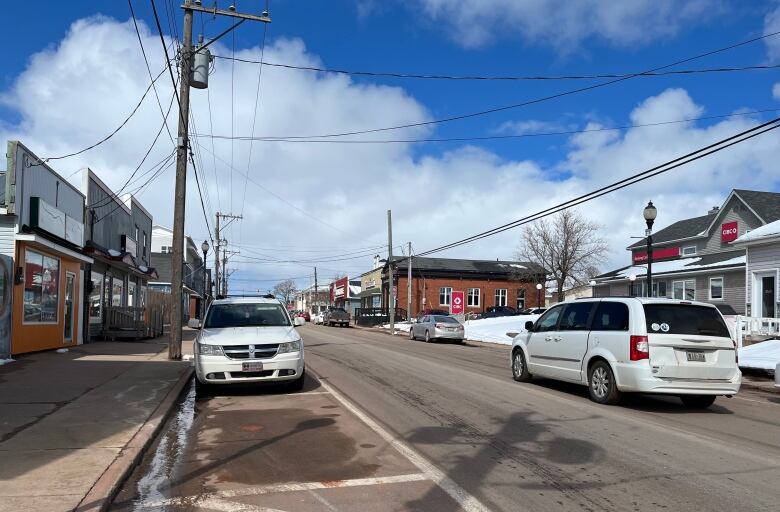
[193,297,306,394]
[510,298,741,408]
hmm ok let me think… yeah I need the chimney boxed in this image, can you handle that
[708,206,720,215]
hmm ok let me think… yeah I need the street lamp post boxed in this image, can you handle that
[536,283,543,307]
[643,201,657,297]
[201,240,210,320]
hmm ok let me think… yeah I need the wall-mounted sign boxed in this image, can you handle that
[632,246,681,264]
[451,290,465,315]
[29,197,66,239]
[65,215,84,247]
[331,276,349,301]
[721,221,738,242]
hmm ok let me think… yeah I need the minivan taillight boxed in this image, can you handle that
[630,335,649,361]
[733,340,738,364]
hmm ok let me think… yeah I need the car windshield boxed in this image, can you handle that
[434,316,458,323]
[643,304,730,337]
[204,303,291,328]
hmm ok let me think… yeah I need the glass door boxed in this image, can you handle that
[64,272,75,342]
[761,275,776,318]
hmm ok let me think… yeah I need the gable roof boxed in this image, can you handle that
[628,188,780,250]
[388,256,546,277]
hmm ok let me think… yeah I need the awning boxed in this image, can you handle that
[16,233,93,264]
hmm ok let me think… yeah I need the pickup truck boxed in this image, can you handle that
[324,307,351,327]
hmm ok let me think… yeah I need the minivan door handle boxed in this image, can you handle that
[544,336,553,342]
[553,336,562,342]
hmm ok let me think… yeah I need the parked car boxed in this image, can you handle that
[410,314,464,343]
[191,297,306,395]
[295,311,311,322]
[520,307,547,315]
[510,297,740,408]
[313,312,325,325]
[480,306,520,319]
[415,309,449,322]
[324,307,351,327]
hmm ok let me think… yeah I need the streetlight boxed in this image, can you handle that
[536,283,543,307]
[201,240,210,320]
[643,201,657,297]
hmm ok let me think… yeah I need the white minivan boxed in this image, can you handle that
[510,298,741,408]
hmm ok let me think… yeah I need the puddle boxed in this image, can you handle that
[127,379,196,511]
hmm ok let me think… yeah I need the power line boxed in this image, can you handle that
[244,30,780,140]
[235,245,404,264]
[195,107,780,144]
[214,56,780,82]
[189,150,215,248]
[416,116,780,257]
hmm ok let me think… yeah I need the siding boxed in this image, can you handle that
[745,243,780,314]
[130,202,153,266]
[151,253,173,283]
[0,215,16,257]
[86,177,132,252]
[700,197,763,255]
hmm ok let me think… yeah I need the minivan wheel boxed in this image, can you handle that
[588,361,622,405]
[511,349,531,382]
[680,395,716,409]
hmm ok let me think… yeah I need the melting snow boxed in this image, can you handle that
[0,358,14,366]
[108,249,122,257]
[733,219,780,245]
[739,339,780,371]
[616,255,745,278]
[464,315,541,344]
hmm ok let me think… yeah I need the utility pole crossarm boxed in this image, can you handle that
[184,3,271,23]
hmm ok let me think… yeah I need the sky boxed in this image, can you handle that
[2,0,780,294]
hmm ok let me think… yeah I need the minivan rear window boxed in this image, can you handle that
[643,304,730,337]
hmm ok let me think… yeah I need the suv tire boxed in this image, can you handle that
[588,360,622,405]
[194,377,213,398]
[287,369,305,392]
[680,395,716,409]
[511,349,531,382]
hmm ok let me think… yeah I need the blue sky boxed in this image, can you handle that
[2,1,780,291]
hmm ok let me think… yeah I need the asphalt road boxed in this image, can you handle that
[113,324,780,511]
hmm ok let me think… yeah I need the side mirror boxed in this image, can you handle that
[524,321,534,332]
[294,317,305,327]
[188,318,201,329]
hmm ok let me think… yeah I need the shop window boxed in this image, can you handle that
[709,277,724,300]
[128,281,137,307]
[467,288,480,307]
[112,277,124,307]
[517,289,526,310]
[90,271,104,324]
[439,287,452,306]
[672,279,696,300]
[495,289,508,307]
[23,249,59,323]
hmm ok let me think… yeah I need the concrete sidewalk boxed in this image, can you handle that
[0,334,195,512]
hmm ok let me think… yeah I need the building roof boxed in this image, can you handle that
[733,218,780,246]
[595,249,745,282]
[388,256,546,276]
[628,188,780,250]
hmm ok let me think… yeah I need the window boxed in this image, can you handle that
[134,226,139,256]
[643,304,730,337]
[439,287,452,306]
[653,281,667,298]
[672,279,696,300]
[128,281,137,307]
[112,277,124,307]
[467,288,480,307]
[709,277,724,300]
[205,303,291,328]
[434,316,458,324]
[535,305,562,332]
[23,249,60,323]
[495,288,508,307]
[682,246,697,256]
[516,289,526,310]
[89,271,104,324]
[559,302,596,330]
[633,281,667,298]
[142,231,147,257]
[592,301,630,331]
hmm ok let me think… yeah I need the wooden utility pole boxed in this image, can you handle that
[407,241,412,318]
[387,210,394,334]
[314,266,319,314]
[214,212,242,298]
[168,1,269,360]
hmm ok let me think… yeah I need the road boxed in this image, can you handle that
[113,324,780,511]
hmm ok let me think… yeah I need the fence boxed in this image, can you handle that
[734,315,780,349]
[101,290,170,340]
[354,307,407,326]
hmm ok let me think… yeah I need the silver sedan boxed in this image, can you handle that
[410,315,464,343]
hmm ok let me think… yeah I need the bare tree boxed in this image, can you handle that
[516,210,609,302]
[273,279,298,305]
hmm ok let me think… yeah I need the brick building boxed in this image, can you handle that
[381,256,547,317]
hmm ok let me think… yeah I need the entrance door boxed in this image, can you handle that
[64,272,76,343]
[760,274,777,318]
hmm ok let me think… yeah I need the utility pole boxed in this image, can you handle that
[214,212,242,298]
[387,210,394,334]
[168,1,270,360]
[314,266,318,314]
[222,247,228,296]
[407,241,412,319]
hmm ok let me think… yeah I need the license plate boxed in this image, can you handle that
[686,352,706,362]
[242,362,264,372]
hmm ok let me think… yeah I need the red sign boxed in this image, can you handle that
[721,221,738,242]
[451,291,465,315]
[632,246,680,264]
[331,276,349,301]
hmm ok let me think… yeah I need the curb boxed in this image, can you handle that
[74,364,194,512]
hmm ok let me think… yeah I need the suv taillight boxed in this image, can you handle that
[630,335,649,361]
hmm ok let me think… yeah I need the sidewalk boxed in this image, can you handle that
[0,333,195,512]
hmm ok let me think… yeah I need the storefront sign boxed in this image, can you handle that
[65,215,84,247]
[332,276,349,301]
[721,221,738,242]
[632,246,680,264]
[451,291,465,315]
[30,197,66,239]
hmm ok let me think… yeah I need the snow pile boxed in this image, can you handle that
[381,321,412,334]
[56,348,69,353]
[739,339,780,371]
[616,255,745,279]
[0,358,14,367]
[463,315,540,345]
[733,219,780,245]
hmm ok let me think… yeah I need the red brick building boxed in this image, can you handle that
[381,257,547,317]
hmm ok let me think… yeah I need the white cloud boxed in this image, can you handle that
[773,82,780,100]
[413,0,719,49]
[495,119,570,136]
[765,2,780,63]
[1,16,779,290]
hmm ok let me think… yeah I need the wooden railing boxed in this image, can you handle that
[102,290,171,340]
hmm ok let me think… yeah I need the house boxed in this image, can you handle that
[79,169,157,340]
[732,219,780,319]
[295,283,330,314]
[1,141,93,355]
[357,256,385,310]
[546,283,593,307]
[330,276,361,316]
[381,256,547,318]
[149,225,209,321]
[593,189,780,314]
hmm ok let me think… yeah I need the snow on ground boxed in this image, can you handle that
[739,339,780,371]
[463,315,541,345]
[381,321,412,334]
[0,358,14,367]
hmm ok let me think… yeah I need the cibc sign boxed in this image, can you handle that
[721,221,738,242]
[451,291,465,315]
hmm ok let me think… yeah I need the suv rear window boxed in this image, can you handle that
[643,304,730,337]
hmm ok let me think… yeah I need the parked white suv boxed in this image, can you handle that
[510,298,741,408]
[193,297,306,394]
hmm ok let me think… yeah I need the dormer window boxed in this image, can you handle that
[682,246,697,256]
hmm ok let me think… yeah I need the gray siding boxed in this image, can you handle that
[0,215,16,257]
[130,202,153,266]
[745,243,780,314]
[86,177,132,252]
[700,196,763,255]
[151,253,173,283]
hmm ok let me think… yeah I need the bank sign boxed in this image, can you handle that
[632,247,680,264]
[721,221,738,242]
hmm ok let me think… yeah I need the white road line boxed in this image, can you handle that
[313,374,493,512]
[197,497,286,511]
[147,474,429,507]
[734,395,780,406]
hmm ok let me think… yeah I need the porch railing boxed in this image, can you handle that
[101,290,170,340]
[354,307,407,326]
[734,315,780,349]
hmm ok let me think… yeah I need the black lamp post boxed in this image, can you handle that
[201,240,210,319]
[536,283,543,307]
[643,201,657,297]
